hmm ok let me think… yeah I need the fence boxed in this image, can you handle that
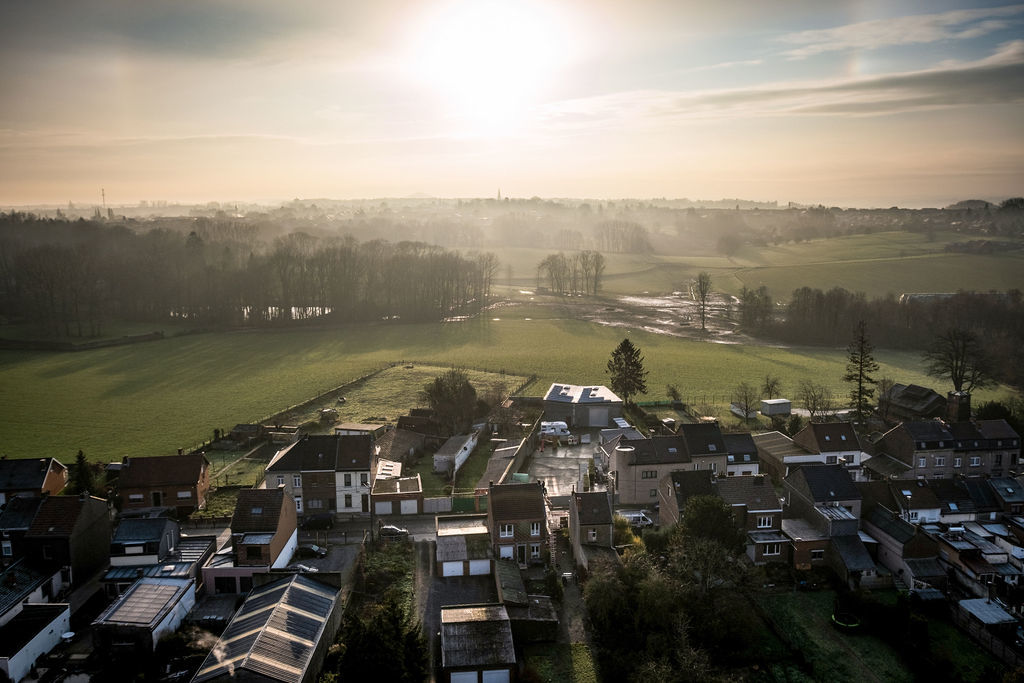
[952,604,1024,668]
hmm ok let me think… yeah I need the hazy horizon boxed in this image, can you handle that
[2,1,1022,208]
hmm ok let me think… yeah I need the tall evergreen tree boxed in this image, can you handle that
[71,449,94,495]
[606,337,649,404]
[843,320,879,425]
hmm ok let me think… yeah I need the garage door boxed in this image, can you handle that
[400,499,418,515]
[450,673,477,683]
[588,407,609,427]
[374,501,393,515]
[469,560,490,575]
[499,545,514,560]
[482,670,510,683]
[442,561,464,577]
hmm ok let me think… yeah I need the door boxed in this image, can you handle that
[400,499,418,515]
[469,560,491,575]
[375,501,393,515]
[450,673,477,683]
[443,561,464,577]
[482,670,510,683]
[499,545,514,560]
[517,544,526,564]
[361,494,369,512]
[151,491,163,507]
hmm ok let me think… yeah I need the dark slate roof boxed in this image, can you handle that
[677,423,727,457]
[716,476,781,512]
[617,435,690,466]
[193,574,339,683]
[267,434,372,473]
[905,557,947,580]
[863,506,916,545]
[962,478,1001,512]
[929,478,984,515]
[863,453,911,478]
[666,470,716,512]
[884,384,946,416]
[722,433,758,462]
[0,604,68,658]
[789,465,860,503]
[856,481,898,514]
[794,423,860,453]
[119,454,207,488]
[989,478,1024,505]
[495,560,527,605]
[831,535,875,572]
[231,488,286,534]
[375,428,426,462]
[0,494,42,531]
[977,419,1020,441]
[441,604,516,670]
[0,560,51,618]
[894,481,941,510]
[573,492,613,525]
[25,495,97,537]
[900,421,954,443]
[112,517,175,543]
[948,421,983,442]
[490,482,545,521]
[0,458,63,491]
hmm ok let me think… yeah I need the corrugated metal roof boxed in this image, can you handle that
[193,574,338,683]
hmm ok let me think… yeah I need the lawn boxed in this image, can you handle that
[523,642,598,683]
[0,317,1016,462]
[756,590,913,683]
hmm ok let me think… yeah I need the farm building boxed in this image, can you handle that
[433,431,480,476]
[543,384,623,429]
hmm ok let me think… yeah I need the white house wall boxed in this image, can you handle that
[273,530,299,570]
[0,606,69,683]
[150,584,196,651]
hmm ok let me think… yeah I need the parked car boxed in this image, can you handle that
[297,544,328,559]
[617,510,654,529]
[290,563,319,573]
[301,513,335,530]
[378,524,410,538]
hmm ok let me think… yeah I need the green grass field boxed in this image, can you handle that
[0,315,1016,463]
[497,231,1024,298]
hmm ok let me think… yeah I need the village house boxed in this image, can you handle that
[877,383,947,424]
[723,432,760,476]
[752,431,831,482]
[658,470,716,527]
[108,514,179,567]
[543,383,623,429]
[487,481,548,566]
[874,418,1020,481]
[860,505,946,590]
[0,457,68,506]
[117,453,211,516]
[23,492,110,588]
[266,434,375,518]
[0,495,42,569]
[791,422,867,479]
[568,490,616,571]
[717,475,786,565]
[229,487,297,569]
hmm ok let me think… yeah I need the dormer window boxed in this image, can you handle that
[744,454,751,461]
[708,444,717,452]
[824,435,831,442]
[938,441,944,448]
[251,507,263,515]
[841,435,846,441]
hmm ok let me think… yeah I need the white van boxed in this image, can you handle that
[617,510,654,529]
[540,421,570,437]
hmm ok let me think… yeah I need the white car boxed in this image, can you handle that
[617,510,654,529]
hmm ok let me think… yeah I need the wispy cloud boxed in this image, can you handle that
[682,58,764,73]
[539,41,1024,129]
[778,4,1024,58]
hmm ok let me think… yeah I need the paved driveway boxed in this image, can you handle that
[527,431,606,498]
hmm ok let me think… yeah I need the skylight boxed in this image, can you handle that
[708,444,717,451]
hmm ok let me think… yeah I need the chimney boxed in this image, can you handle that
[947,391,971,422]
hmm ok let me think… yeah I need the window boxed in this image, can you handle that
[909,510,919,521]
[360,473,368,486]
[344,473,352,487]
[995,453,1003,465]
[708,444,717,452]
[530,522,541,536]
[308,499,323,509]
[935,456,946,467]
[711,462,717,474]
[276,475,284,487]
[918,457,926,468]
[530,543,541,559]
[757,516,773,529]
[811,549,824,561]
[176,490,192,499]
[246,546,261,561]
[650,489,658,498]
[42,545,53,560]
[250,507,263,515]
[500,524,514,538]
[641,470,657,479]
[764,543,780,556]
[128,494,144,502]
[954,457,962,468]
[295,497,303,513]
[293,474,302,488]
[344,494,352,508]
[970,456,981,467]
[826,455,837,464]
[932,473,944,479]
[938,441,944,448]
[1,541,11,557]
[588,529,598,542]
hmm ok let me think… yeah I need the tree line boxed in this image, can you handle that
[535,250,606,295]
[0,215,498,336]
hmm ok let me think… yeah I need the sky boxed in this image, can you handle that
[0,0,1021,208]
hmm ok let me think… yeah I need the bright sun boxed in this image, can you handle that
[407,0,575,136]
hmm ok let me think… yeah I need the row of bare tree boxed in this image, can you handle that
[0,216,499,336]
[535,250,607,296]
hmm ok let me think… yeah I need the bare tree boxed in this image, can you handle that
[877,376,896,423]
[797,380,838,423]
[922,328,993,393]
[761,374,782,400]
[731,382,759,422]
[695,272,712,331]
